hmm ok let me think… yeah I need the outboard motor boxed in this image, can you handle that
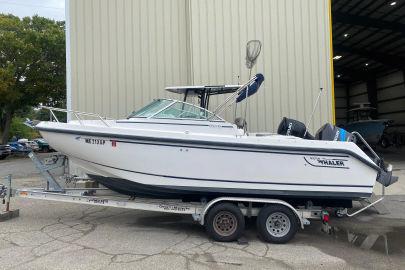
[315,123,355,142]
[277,117,314,139]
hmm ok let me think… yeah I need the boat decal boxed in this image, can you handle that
[79,136,116,147]
[87,198,109,204]
[75,156,373,188]
[158,204,190,212]
[84,138,106,145]
[304,157,349,169]
[36,126,380,171]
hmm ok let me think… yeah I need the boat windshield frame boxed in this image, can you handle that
[128,99,225,122]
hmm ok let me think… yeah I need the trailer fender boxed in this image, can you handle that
[198,197,305,229]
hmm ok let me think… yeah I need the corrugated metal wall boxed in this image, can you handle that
[377,71,405,133]
[68,0,190,117]
[334,83,347,125]
[343,71,405,133]
[349,82,369,106]
[68,0,334,133]
[188,0,333,132]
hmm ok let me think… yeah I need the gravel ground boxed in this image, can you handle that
[0,151,405,270]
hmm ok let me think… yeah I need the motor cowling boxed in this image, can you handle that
[277,117,314,139]
[315,123,355,142]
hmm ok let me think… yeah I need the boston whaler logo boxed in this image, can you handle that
[304,156,349,169]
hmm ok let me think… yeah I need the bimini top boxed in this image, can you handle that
[165,85,242,96]
[165,74,264,110]
[165,85,242,110]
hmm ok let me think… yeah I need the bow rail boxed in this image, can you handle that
[40,106,113,127]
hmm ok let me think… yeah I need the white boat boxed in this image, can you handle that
[35,75,397,207]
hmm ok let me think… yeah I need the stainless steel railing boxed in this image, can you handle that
[40,106,113,127]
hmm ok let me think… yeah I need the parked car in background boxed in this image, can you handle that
[17,139,39,152]
[33,138,53,152]
[0,145,11,160]
[8,142,30,154]
[27,140,40,151]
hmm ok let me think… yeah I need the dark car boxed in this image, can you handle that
[33,138,53,152]
[0,144,11,160]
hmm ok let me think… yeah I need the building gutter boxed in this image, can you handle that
[65,0,72,121]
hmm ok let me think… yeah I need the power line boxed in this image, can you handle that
[0,0,64,10]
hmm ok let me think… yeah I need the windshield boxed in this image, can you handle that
[153,101,222,120]
[128,99,173,118]
[128,99,222,121]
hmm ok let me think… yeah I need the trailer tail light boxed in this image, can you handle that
[321,210,330,223]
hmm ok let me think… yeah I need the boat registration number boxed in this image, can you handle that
[84,138,106,145]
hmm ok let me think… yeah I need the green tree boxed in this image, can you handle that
[0,14,65,144]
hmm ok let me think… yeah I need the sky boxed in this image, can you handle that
[0,0,65,21]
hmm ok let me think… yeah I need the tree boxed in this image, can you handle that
[0,14,65,144]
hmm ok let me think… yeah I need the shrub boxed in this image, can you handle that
[8,117,39,141]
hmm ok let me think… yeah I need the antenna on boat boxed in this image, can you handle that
[234,75,241,120]
[304,87,323,137]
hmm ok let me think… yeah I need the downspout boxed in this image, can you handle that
[65,0,72,121]
[185,0,194,85]
[328,0,336,125]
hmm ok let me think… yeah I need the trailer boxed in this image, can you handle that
[0,152,387,244]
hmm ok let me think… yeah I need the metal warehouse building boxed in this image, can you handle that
[66,0,334,133]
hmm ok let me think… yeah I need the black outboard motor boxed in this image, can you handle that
[277,117,314,139]
[315,123,355,142]
[277,117,356,142]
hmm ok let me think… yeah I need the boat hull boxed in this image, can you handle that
[37,122,379,205]
[89,174,353,207]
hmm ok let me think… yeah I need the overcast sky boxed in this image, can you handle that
[0,0,65,21]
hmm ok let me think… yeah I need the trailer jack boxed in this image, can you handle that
[0,174,19,222]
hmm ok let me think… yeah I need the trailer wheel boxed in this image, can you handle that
[257,205,298,244]
[334,208,346,218]
[205,203,245,242]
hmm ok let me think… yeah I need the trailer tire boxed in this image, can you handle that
[257,204,298,244]
[205,202,245,242]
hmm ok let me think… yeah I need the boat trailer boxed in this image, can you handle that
[0,152,389,243]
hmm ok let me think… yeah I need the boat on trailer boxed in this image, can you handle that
[35,74,397,209]
[16,40,398,244]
